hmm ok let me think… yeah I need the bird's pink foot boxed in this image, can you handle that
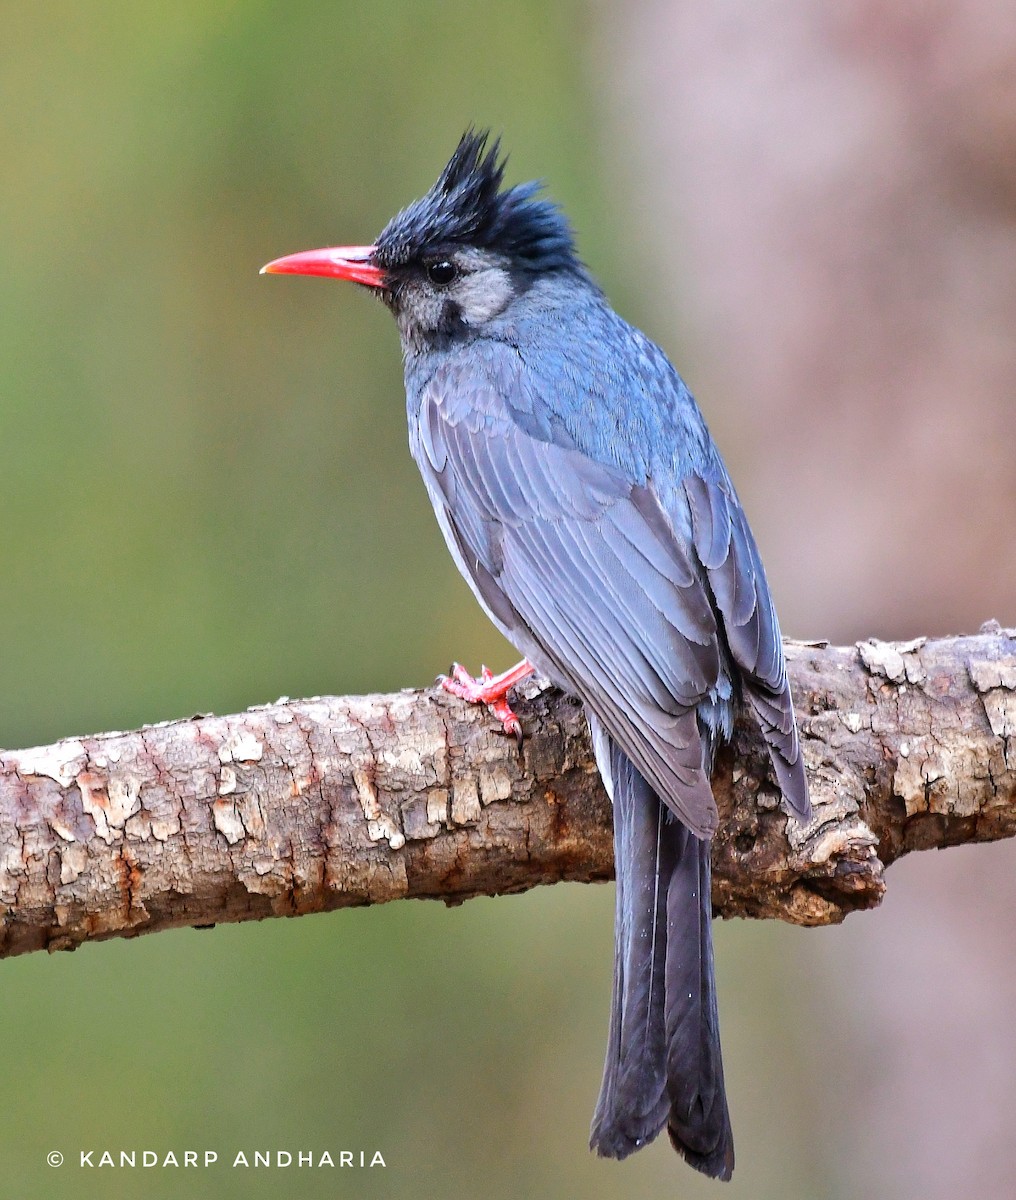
[440,659,534,744]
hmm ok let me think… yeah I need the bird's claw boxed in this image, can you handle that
[439,659,533,747]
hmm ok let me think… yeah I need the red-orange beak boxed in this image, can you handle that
[259,244,385,288]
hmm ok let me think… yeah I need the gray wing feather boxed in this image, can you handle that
[684,475,810,817]
[418,374,720,834]
[415,362,809,831]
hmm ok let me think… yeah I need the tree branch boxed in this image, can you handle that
[1,625,1013,959]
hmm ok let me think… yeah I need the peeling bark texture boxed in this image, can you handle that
[1,625,1014,960]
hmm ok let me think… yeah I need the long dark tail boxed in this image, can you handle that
[588,720,734,1180]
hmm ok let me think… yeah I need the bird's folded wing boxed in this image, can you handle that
[682,473,809,818]
[416,363,807,834]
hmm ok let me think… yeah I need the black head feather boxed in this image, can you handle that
[374,130,579,274]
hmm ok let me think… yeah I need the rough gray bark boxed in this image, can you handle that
[0,625,1013,960]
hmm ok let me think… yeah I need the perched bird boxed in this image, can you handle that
[262,131,810,1180]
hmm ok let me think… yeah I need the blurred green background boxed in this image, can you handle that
[1,3,960,1199]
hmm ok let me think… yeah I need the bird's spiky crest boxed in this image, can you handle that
[374,129,578,273]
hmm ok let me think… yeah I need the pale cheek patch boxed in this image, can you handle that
[457,267,514,325]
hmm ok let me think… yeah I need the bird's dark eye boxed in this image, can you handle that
[426,259,457,287]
